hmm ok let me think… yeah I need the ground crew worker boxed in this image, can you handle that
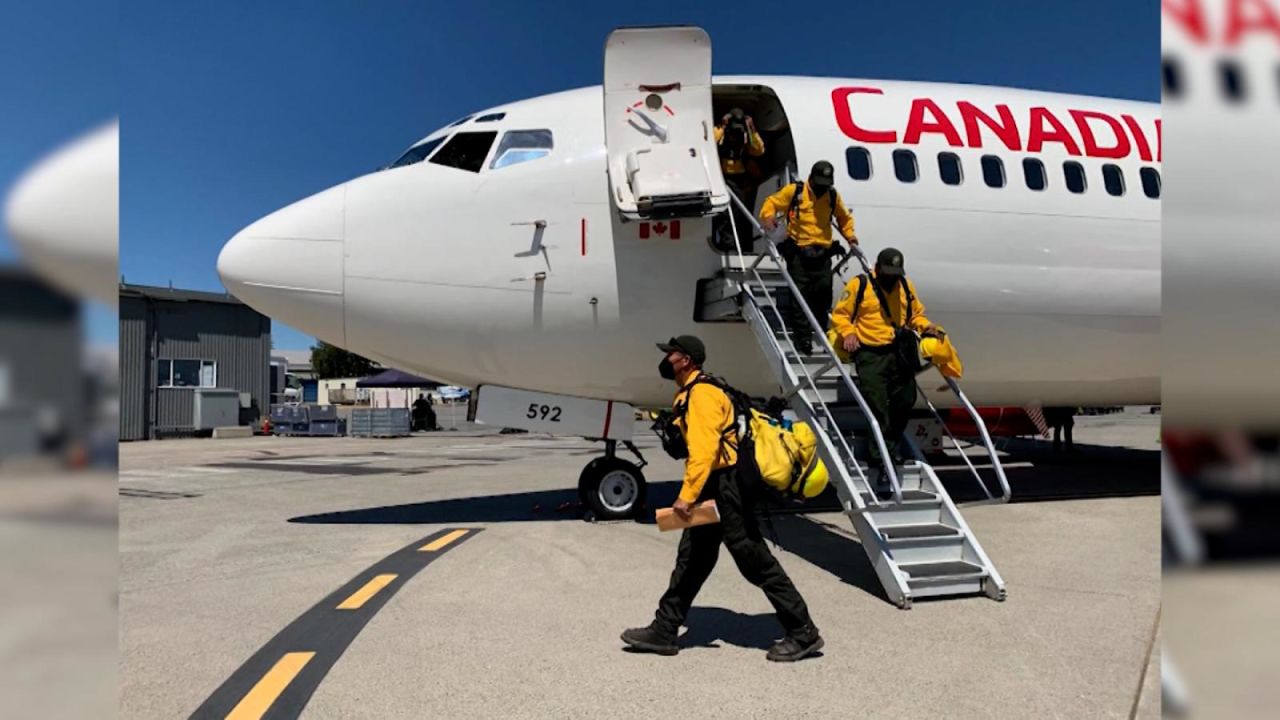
[759,161,857,355]
[829,248,940,467]
[622,335,823,662]
[712,108,765,251]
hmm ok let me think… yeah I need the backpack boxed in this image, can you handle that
[654,374,829,500]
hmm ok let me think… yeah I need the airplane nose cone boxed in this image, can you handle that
[217,184,347,344]
[4,122,118,305]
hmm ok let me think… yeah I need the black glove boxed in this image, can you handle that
[828,242,848,259]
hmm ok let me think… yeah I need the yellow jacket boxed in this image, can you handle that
[830,272,932,348]
[758,183,856,248]
[672,369,738,503]
[714,125,765,176]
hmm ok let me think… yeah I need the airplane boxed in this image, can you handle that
[217,26,1159,517]
[4,121,119,306]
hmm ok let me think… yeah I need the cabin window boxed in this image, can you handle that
[893,149,918,183]
[1140,167,1162,199]
[938,152,963,186]
[1162,57,1183,98]
[1219,60,1245,102]
[1063,161,1087,194]
[490,130,554,169]
[846,146,872,180]
[430,131,498,173]
[1102,164,1126,196]
[1023,158,1047,191]
[389,136,445,169]
[981,155,1005,188]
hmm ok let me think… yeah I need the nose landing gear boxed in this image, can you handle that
[578,439,648,520]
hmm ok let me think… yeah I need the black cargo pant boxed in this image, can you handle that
[854,344,917,464]
[713,174,757,252]
[785,251,833,350]
[653,467,816,639]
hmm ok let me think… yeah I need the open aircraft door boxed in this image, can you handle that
[603,26,728,220]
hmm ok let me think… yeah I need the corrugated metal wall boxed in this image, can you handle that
[119,292,270,440]
[0,276,82,453]
[118,296,149,441]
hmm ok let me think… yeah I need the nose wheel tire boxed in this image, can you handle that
[579,457,647,520]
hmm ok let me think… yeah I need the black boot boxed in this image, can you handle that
[621,623,678,656]
[766,627,824,662]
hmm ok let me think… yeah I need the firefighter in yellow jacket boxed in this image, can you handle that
[829,248,941,467]
[759,161,857,355]
[622,335,822,662]
[712,108,766,251]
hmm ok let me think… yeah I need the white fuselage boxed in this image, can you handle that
[217,76,1160,410]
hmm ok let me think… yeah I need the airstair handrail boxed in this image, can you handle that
[724,190,903,504]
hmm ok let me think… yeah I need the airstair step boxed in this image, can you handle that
[883,524,966,564]
[860,489,938,505]
[898,560,987,583]
[881,523,960,540]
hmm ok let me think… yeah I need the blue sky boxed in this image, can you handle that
[120,0,1158,351]
[0,0,116,343]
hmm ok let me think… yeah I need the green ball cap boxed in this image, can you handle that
[877,247,905,275]
[656,335,707,365]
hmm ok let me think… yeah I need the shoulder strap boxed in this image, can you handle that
[901,275,915,324]
[785,181,805,221]
[866,273,903,332]
[850,275,869,324]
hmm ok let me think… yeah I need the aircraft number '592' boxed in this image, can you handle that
[527,404,563,422]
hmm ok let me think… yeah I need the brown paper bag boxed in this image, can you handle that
[655,500,720,532]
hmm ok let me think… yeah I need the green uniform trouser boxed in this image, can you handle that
[853,345,916,463]
[785,252,833,349]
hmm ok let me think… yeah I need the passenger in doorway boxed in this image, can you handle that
[1044,407,1076,453]
[713,108,765,252]
[759,160,857,355]
[829,248,941,471]
[622,335,823,662]
[412,393,439,432]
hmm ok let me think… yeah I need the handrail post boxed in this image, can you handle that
[944,376,1011,503]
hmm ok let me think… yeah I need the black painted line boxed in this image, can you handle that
[189,527,480,719]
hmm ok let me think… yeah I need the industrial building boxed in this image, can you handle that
[119,284,271,440]
[0,267,84,459]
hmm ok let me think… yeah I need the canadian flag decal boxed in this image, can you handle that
[638,220,681,240]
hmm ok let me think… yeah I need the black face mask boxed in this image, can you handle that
[877,274,900,290]
[659,357,677,380]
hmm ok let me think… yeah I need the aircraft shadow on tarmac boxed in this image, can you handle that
[289,481,688,525]
[933,442,1159,503]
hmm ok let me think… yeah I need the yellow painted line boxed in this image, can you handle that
[336,573,398,610]
[418,529,469,552]
[225,651,315,720]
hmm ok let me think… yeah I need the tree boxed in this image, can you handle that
[310,342,375,379]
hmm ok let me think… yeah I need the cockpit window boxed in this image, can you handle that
[388,136,445,169]
[447,114,474,128]
[476,112,506,123]
[490,129,554,170]
[429,131,498,173]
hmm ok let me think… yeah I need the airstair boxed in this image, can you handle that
[698,190,1013,609]
[600,23,1010,608]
